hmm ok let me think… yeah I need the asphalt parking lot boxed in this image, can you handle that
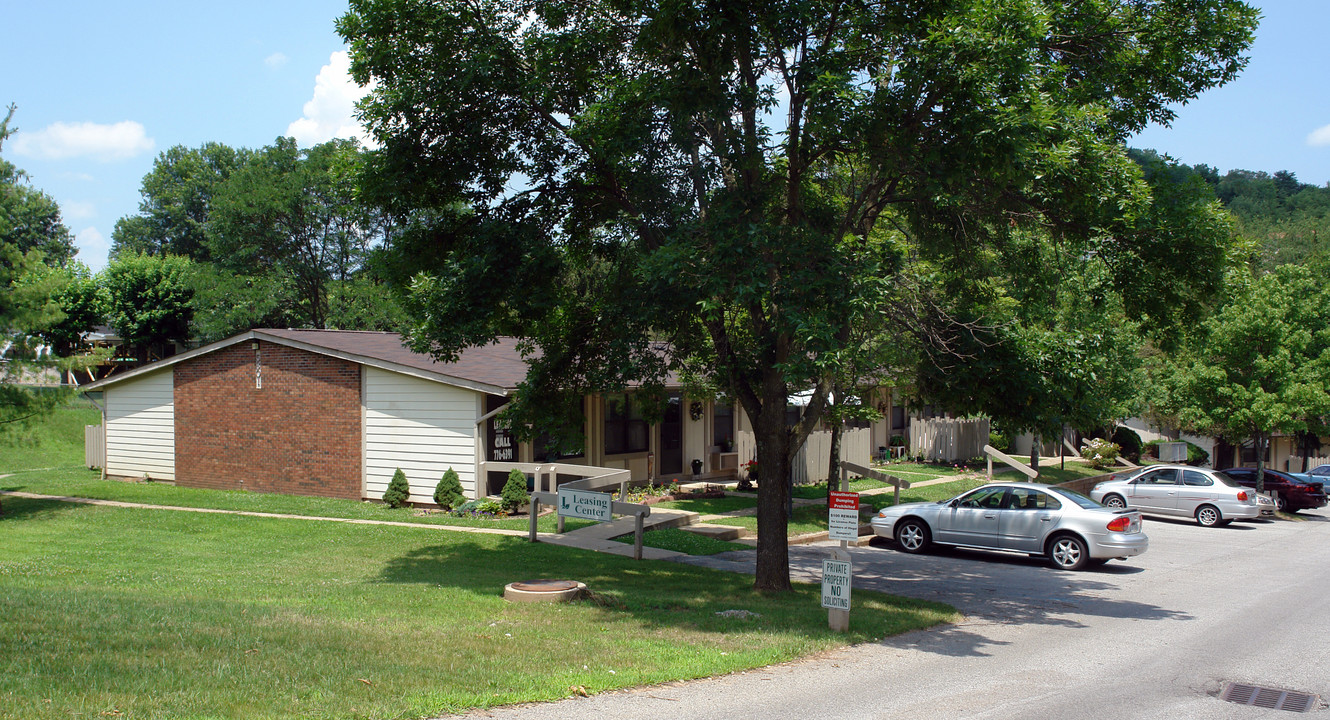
[452,508,1330,719]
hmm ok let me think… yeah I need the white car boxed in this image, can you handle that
[1089,465,1261,527]
[871,482,1148,570]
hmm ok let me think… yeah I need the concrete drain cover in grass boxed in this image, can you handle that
[504,579,586,603]
[1220,682,1319,712]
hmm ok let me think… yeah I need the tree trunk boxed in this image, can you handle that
[827,415,842,505]
[1030,436,1041,471]
[751,393,793,593]
[1254,431,1266,494]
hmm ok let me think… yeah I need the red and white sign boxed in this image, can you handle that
[828,491,861,542]
[829,491,860,511]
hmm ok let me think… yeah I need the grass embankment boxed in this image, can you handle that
[0,403,958,718]
[1,406,593,534]
[0,496,956,719]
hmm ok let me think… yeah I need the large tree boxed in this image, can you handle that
[111,142,247,260]
[205,137,393,332]
[1160,264,1330,493]
[101,252,196,361]
[1,106,78,431]
[341,0,1257,590]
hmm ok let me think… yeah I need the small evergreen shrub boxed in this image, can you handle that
[1081,438,1121,469]
[383,468,411,508]
[500,468,530,513]
[433,467,466,510]
[1110,426,1143,462]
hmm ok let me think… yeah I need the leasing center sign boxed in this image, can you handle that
[558,488,613,523]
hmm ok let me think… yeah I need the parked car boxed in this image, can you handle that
[1221,468,1328,513]
[870,482,1147,570]
[1090,465,1261,527]
[1307,464,1330,477]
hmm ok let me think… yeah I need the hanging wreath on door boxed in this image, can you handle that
[689,401,704,421]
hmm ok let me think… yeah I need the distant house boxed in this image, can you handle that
[81,329,873,504]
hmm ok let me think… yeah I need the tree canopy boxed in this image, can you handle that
[341,0,1258,590]
[1158,263,1330,491]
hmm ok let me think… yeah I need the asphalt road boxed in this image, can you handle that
[445,510,1330,719]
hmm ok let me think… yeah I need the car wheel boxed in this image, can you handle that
[1048,534,1089,571]
[1103,494,1127,509]
[894,519,931,554]
[1274,494,1288,512]
[1196,504,1223,527]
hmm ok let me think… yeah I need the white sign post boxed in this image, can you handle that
[822,549,852,631]
[557,488,613,523]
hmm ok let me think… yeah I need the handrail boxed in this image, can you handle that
[840,461,910,505]
[983,444,1039,480]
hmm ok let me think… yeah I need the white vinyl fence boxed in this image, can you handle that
[909,417,990,463]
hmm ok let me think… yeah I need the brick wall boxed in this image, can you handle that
[174,341,362,500]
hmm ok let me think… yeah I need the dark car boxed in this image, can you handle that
[1221,467,1328,513]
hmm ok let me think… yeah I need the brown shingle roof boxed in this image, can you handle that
[256,329,530,392]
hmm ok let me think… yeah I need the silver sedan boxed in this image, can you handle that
[1089,465,1262,526]
[871,482,1148,570]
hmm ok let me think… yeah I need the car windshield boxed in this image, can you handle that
[1211,471,1244,488]
[1047,487,1102,509]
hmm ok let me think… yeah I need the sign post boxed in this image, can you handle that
[822,548,852,631]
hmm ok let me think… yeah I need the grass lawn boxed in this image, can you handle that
[0,496,956,719]
[610,527,752,555]
[0,402,957,718]
[0,405,593,534]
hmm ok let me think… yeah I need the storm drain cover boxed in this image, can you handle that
[1221,682,1319,712]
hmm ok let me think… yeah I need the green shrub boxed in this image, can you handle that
[1080,438,1121,469]
[433,467,466,510]
[456,498,504,515]
[383,468,411,508]
[988,429,1012,453]
[1110,426,1143,461]
[500,468,530,513]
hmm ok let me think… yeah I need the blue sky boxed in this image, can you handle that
[3,2,1328,272]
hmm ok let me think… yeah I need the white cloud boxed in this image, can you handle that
[286,50,376,148]
[61,200,97,222]
[75,226,110,271]
[265,52,289,69]
[12,121,154,162]
[1308,124,1330,148]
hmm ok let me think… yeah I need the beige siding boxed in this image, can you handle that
[105,369,175,480]
[363,367,479,502]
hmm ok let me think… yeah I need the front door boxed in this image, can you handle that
[1128,468,1180,514]
[935,486,1007,547]
[659,394,683,476]
[1000,487,1062,552]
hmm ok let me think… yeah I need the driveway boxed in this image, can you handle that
[443,511,1330,719]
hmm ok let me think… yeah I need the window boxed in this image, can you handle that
[1141,469,1178,485]
[1239,442,1270,464]
[713,401,735,450]
[603,393,649,455]
[1182,470,1213,487]
[1006,488,1062,510]
[959,487,1008,509]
